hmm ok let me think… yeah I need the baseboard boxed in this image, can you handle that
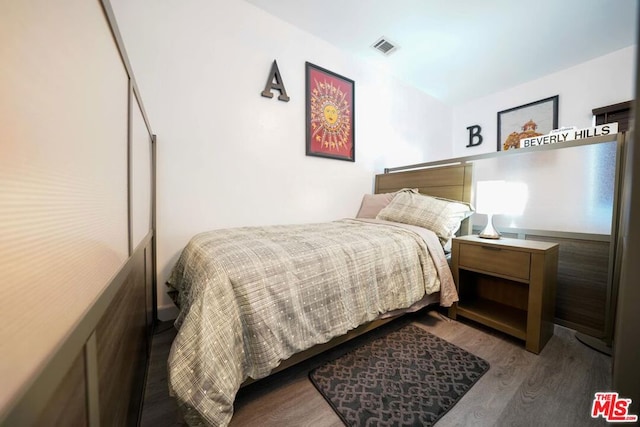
[157,304,179,322]
[575,332,613,356]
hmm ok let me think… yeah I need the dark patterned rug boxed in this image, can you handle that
[309,324,490,426]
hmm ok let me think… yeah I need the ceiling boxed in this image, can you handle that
[244,0,638,105]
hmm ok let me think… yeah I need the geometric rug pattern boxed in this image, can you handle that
[309,324,490,426]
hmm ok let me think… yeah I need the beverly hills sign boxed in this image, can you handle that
[520,123,619,148]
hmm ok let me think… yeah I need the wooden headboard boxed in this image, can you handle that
[374,163,473,234]
[374,163,472,201]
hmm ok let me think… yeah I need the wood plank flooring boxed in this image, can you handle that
[141,309,611,426]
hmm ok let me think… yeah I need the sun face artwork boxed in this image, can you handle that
[306,63,355,161]
[310,80,350,151]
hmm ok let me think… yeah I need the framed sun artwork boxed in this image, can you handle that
[305,62,355,161]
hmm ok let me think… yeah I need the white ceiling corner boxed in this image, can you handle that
[243,0,637,105]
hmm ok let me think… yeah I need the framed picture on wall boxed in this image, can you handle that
[497,95,559,151]
[305,62,355,161]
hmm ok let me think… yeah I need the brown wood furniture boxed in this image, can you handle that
[448,235,559,354]
[593,100,633,133]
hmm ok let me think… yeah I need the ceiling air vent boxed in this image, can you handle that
[372,37,398,55]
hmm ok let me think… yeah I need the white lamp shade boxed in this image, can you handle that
[476,180,506,214]
[476,180,528,216]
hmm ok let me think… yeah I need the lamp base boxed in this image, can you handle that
[479,213,501,239]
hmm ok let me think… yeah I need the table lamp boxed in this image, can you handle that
[475,180,528,239]
[475,180,506,239]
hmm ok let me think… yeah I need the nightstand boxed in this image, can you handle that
[448,235,559,354]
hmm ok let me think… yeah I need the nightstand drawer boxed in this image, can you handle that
[459,243,531,280]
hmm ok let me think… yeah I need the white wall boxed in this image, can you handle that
[452,46,636,157]
[110,0,453,317]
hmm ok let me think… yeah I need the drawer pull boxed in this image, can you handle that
[481,245,502,251]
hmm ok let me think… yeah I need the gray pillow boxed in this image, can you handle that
[376,191,474,246]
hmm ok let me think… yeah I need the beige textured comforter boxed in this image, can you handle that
[166,219,458,426]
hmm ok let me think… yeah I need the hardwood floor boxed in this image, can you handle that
[141,309,611,426]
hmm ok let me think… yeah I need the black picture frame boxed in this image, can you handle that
[497,95,559,151]
[305,62,355,161]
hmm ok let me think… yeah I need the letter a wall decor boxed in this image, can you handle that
[261,60,290,102]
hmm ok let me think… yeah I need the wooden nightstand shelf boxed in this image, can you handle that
[448,235,559,354]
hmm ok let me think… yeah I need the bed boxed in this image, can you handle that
[167,163,473,426]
